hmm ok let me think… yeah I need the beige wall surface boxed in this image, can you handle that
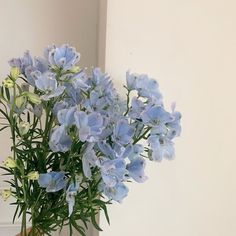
[100,1,236,236]
[0,0,99,235]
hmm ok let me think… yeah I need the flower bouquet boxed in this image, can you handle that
[0,44,181,236]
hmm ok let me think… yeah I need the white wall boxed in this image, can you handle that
[0,0,100,235]
[100,1,236,236]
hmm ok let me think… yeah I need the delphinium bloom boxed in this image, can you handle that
[1,44,181,235]
[35,72,65,100]
[38,172,66,192]
[66,182,80,217]
[45,44,80,70]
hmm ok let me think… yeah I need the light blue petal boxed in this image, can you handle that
[127,157,147,183]
[38,174,52,188]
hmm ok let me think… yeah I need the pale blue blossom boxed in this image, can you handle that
[101,182,129,202]
[38,171,66,192]
[53,101,69,116]
[166,103,182,139]
[57,106,77,126]
[113,119,135,145]
[74,111,104,142]
[46,44,80,70]
[66,182,80,217]
[126,71,138,90]
[127,157,147,183]
[141,105,173,126]
[127,144,144,161]
[82,143,98,179]
[64,84,83,106]
[25,57,48,86]
[49,125,72,152]
[9,50,33,73]
[148,135,175,161]
[99,158,127,187]
[126,72,162,101]
[98,142,132,160]
[35,73,65,100]
[129,98,145,120]
[70,71,90,91]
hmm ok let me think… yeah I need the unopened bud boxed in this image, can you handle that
[27,171,39,180]
[18,121,30,136]
[2,78,14,88]
[69,66,80,73]
[15,96,26,108]
[10,67,20,80]
[3,156,16,168]
[25,92,41,105]
[1,189,11,201]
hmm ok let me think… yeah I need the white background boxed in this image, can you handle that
[100,1,236,236]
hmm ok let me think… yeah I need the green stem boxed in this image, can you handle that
[124,90,131,116]
[133,127,151,144]
[9,83,28,236]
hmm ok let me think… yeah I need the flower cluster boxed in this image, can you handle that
[0,44,181,235]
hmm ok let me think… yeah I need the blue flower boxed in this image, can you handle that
[53,101,69,116]
[38,171,66,192]
[90,68,118,102]
[101,182,129,202]
[99,158,127,187]
[141,105,173,126]
[113,119,135,145]
[64,84,84,106]
[83,90,109,113]
[74,111,104,142]
[129,98,145,120]
[70,71,90,91]
[57,106,77,126]
[166,103,182,139]
[66,182,80,217]
[127,144,144,161]
[126,71,138,90]
[136,75,162,100]
[148,135,175,161]
[127,157,147,183]
[35,73,65,100]
[98,141,132,160]
[82,143,98,179]
[25,57,48,86]
[49,125,72,152]
[8,50,33,73]
[126,72,162,101]
[47,44,80,70]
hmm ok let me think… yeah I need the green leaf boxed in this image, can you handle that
[71,219,86,236]
[91,210,103,231]
[0,125,9,131]
[13,204,20,223]
[4,87,10,101]
[100,204,110,225]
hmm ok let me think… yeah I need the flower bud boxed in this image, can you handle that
[2,78,14,88]
[10,67,20,80]
[69,66,80,73]
[15,96,26,108]
[18,121,30,136]
[3,156,16,168]
[27,171,39,180]
[1,189,11,201]
[24,92,41,105]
